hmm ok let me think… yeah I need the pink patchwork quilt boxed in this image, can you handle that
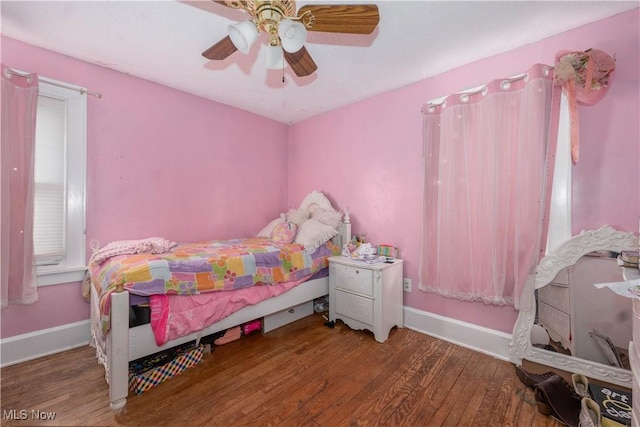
[91,237,340,338]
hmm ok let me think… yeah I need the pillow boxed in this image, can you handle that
[295,218,339,253]
[286,208,310,226]
[270,222,298,244]
[299,191,335,212]
[256,214,285,238]
[311,207,342,230]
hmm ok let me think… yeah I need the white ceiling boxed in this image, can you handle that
[1,1,638,124]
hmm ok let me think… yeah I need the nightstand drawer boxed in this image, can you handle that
[332,263,374,297]
[335,290,374,325]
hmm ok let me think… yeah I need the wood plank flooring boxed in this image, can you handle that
[1,314,562,426]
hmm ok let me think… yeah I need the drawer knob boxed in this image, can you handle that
[288,308,295,314]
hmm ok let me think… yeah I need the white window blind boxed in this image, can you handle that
[33,79,87,286]
[34,94,66,265]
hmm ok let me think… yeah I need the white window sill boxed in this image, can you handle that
[37,266,87,287]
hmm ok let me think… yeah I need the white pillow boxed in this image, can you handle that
[286,208,310,226]
[311,207,342,230]
[299,191,335,212]
[295,218,339,253]
[257,214,285,238]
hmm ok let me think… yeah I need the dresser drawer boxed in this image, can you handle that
[539,301,571,342]
[332,263,374,297]
[553,268,569,285]
[631,341,640,385]
[629,342,640,427]
[335,290,374,325]
[538,283,570,313]
[633,300,640,352]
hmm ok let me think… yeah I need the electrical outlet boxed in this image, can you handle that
[403,278,412,292]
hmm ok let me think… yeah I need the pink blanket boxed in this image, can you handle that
[149,276,310,346]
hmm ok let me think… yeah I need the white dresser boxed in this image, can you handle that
[328,256,403,343]
[538,255,630,364]
[625,267,640,427]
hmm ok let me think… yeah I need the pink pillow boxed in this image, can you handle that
[270,222,298,244]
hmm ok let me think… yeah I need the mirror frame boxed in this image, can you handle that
[509,225,638,388]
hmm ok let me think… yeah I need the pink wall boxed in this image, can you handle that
[1,36,289,338]
[2,9,638,340]
[289,9,640,333]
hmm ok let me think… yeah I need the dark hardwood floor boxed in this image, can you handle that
[1,313,562,426]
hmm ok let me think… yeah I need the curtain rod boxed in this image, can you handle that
[4,67,102,99]
[423,65,554,111]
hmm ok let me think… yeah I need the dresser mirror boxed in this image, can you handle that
[510,225,638,388]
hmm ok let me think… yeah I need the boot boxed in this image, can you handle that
[534,374,582,427]
[571,373,590,398]
[514,365,556,388]
[578,397,602,427]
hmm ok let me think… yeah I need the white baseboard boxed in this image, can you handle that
[403,306,512,361]
[1,320,90,367]
[1,310,511,367]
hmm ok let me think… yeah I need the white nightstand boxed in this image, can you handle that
[328,256,403,343]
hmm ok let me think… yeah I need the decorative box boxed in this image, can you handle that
[377,244,399,258]
[128,344,203,395]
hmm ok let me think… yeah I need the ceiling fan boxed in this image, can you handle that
[202,0,380,77]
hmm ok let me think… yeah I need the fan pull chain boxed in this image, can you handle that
[282,55,285,83]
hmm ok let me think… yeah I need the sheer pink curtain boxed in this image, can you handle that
[419,64,553,309]
[1,65,39,308]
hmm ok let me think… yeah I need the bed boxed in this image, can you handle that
[89,191,351,411]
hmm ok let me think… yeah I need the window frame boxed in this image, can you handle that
[34,78,87,286]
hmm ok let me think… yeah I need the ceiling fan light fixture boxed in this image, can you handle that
[228,20,259,54]
[278,19,307,53]
[266,45,286,69]
[205,2,381,78]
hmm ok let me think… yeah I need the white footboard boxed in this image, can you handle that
[108,290,129,411]
[89,283,129,411]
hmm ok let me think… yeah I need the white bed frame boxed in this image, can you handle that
[90,216,351,411]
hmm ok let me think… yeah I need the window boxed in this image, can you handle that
[33,79,86,286]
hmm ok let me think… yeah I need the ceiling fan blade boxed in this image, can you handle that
[202,36,238,60]
[297,4,380,34]
[284,46,318,77]
[213,1,250,10]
